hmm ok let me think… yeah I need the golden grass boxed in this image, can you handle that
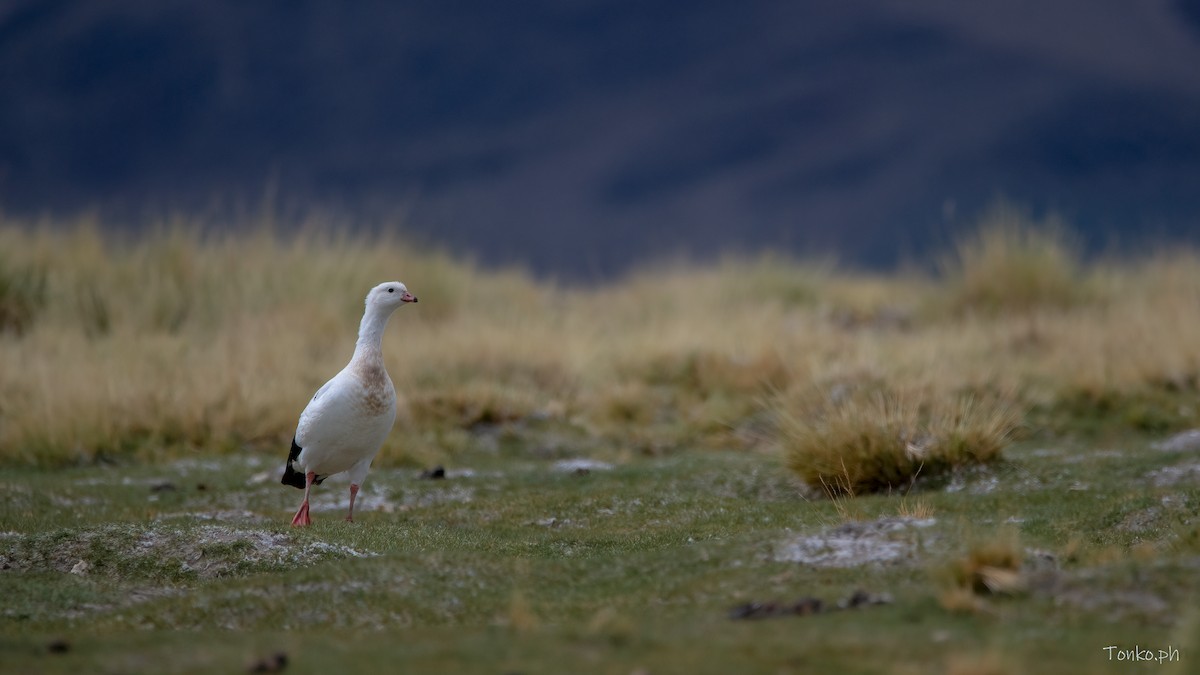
[939,202,1090,315]
[897,496,935,520]
[0,252,46,335]
[944,527,1026,597]
[4,211,1200,475]
[777,385,1020,495]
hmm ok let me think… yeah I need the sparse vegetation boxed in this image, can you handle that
[1,437,1196,674]
[2,210,1200,673]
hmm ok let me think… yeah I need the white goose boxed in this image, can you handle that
[282,281,417,526]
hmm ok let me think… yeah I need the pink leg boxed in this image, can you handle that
[346,483,360,522]
[290,472,316,527]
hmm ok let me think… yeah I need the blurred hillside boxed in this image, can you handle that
[2,0,1200,275]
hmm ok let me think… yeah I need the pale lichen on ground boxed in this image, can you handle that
[0,523,375,579]
[775,516,938,567]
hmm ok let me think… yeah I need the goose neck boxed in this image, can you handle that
[352,305,392,363]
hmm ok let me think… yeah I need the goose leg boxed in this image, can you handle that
[291,471,316,527]
[346,483,360,522]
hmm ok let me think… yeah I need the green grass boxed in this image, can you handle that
[2,437,1198,674]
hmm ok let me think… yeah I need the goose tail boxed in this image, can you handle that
[281,437,306,489]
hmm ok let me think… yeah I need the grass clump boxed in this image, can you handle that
[939,204,1089,315]
[0,255,47,335]
[939,528,1026,615]
[778,386,1020,496]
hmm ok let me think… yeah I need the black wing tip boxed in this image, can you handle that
[281,465,306,489]
[281,437,306,489]
[287,437,302,462]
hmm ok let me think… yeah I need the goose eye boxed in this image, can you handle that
[388,288,395,293]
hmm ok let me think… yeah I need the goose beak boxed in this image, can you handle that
[401,291,418,303]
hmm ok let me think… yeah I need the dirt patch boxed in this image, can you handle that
[1117,507,1163,533]
[155,510,269,523]
[775,517,937,567]
[553,458,614,473]
[0,523,374,579]
[1147,462,1200,487]
[1152,429,1200,454]
[1051,585,1170,622]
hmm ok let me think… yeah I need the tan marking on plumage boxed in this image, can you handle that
[353,359,395,415]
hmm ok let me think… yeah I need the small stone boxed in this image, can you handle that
[248,651,289,673]
[47,639,70,654]
[70,560,90,575]
[838,589,892,609]
[789,597,823,615]
[1152,429,1200,453]
[419,466,446,480]
[728,602,773,620]
[728,597,824,620]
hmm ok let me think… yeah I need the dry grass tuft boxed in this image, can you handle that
[779,387,923,496]
[777,385,1020,496]
[944,528,1026,598]
[897,496,936,520]
[939,203,1090,315]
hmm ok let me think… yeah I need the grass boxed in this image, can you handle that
[4,211,1200,468]
[4,212,1200,468]
[1,439,1197,673]
[777,386,1021,495]
[2,210,1200,672]
[938,203,1090,315]
[942,527,1026,601]
[0,254,46,336]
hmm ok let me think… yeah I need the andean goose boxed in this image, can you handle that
[282,281,417,525]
